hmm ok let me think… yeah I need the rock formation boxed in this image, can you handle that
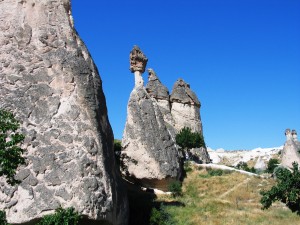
[254,156,267,171]
[0,1,127,224]
[145,69,175,134]
[282,129,300,168]
[144,70,210,164]
[122,47,182,191]
[170,78,203,134]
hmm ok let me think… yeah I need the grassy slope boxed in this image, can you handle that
[157,166,300,225]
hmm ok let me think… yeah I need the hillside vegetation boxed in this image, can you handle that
[154,165,300,225]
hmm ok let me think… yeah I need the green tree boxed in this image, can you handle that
[0,109,25,185]
[37,207,81,225]
[0,109,26,225]
[0,210,9,225]
[266,158,280,174]
[175,127,205,159]
[260,162,300,214]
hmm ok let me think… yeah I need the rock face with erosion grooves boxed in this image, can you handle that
[122,47,182,191]
[0,0,127,224]
[282,129,300,168]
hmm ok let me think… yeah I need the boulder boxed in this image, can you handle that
[0,0,127,224]
[122,47,182,191]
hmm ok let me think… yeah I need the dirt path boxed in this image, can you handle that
[220,177,251,198]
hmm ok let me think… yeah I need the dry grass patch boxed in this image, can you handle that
[156,166,300,225]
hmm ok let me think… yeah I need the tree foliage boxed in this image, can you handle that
[175,127,205,150]
[37,207,81,225]
[260,162,300,215]
[266,158,280,174]
[168,181,182,197]
[0,109,25,185]
[150,204,175,225]
[0,210,10,225]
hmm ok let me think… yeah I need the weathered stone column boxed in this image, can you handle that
[282,129,300,169]
[129,45,148,87]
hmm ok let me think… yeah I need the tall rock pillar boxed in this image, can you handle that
[170,78,203,134]
[170,78,210,163]
[122,46,182,191]
[282,129,300,168]
[0,0,127,224]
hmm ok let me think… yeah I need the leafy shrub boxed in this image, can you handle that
[266,158,280,174]
[260,162,300,214]
[176,127,205,160]
[184,161,193,172]
[168,181,182,197]
[208,169,224,176]
[235,162,256,173]
[176,127,205,150]
[0,210,9,225]
[150,204,175,225]
[37,207,81,225]
[0,109,25,185]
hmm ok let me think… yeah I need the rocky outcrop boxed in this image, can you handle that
[282,129,300,168]
[122,47,182,191]
[0,1,127,224]
[170,79,203,134]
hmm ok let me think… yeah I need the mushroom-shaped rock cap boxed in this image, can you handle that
[129,45,148,73]
[292,130,297,135]
[145,68,169,100]
[170,78,201,107]
[285,129,291,135]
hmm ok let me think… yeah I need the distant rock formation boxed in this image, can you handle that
[282,129,300,168]
[0,1,127,224]
[254,156,267,171]
[122,47,182,191]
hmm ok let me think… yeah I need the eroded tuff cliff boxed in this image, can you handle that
[121,47,182,191]
[0,0,127,224]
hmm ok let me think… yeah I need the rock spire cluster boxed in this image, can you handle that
[122,47,182,191]
[0,0,127,224]
[121,46,210,191]
[282,129,300,168]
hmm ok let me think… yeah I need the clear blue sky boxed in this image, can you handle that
[72,0,300,150]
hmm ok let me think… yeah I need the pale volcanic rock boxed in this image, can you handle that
[122,47,181,191]
[170,79,203,134]
[0,0,127,224]
[146,69,175,132]
[282,129,300,168]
